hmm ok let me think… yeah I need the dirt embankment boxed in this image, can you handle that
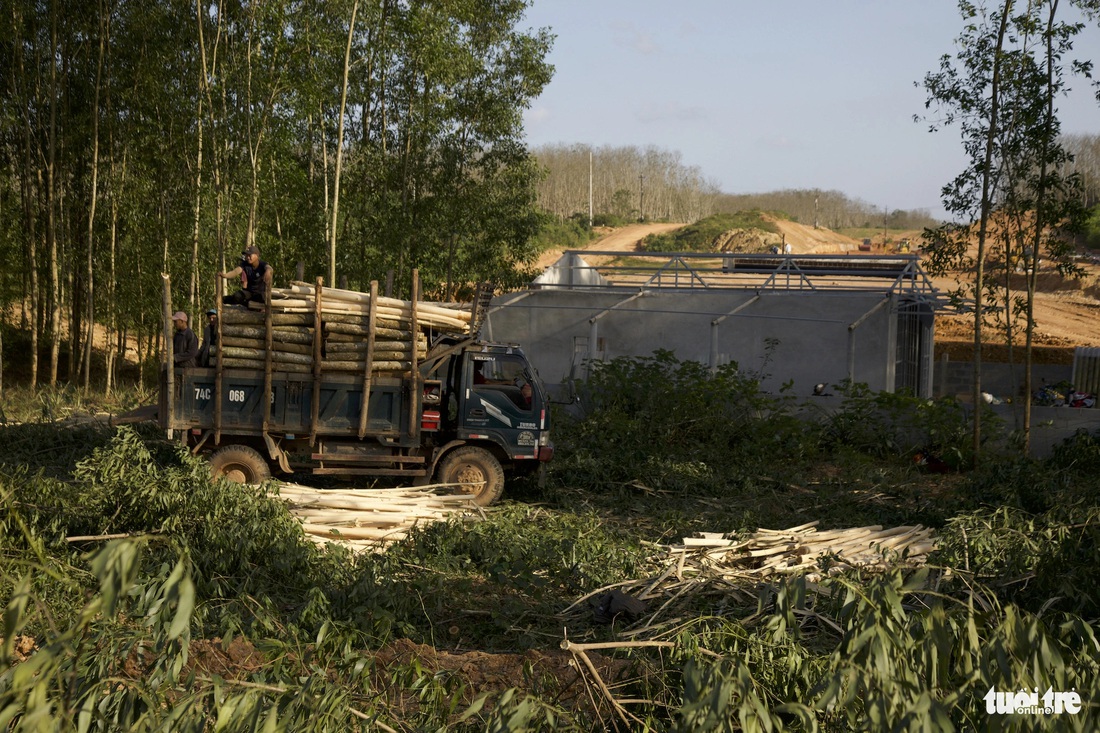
[767,217,864,253]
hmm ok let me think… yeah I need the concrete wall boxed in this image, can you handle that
[989,404,1100,458]
[934,357,1072,400]
[486,288,922,398]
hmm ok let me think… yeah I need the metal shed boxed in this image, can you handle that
[485,251,946,399]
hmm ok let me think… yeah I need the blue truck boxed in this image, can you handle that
[159,277,552,505]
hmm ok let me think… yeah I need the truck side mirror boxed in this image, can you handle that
[547,380,579,405]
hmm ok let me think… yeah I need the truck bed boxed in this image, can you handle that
[164,367,414,441]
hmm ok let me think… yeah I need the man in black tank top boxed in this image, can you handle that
[220,245,273,305]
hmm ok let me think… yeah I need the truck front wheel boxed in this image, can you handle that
[209,445,271,484]
[437,446,504,506]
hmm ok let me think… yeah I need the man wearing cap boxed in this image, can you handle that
[172,311,200,369]
[197,309,218,367]
[220,245,273,305]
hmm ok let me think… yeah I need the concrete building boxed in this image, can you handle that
[485,252,945,399]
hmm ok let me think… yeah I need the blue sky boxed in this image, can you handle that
[520,1,1099,220]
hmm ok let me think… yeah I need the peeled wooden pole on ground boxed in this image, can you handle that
[561,521,939,634]
[271,482,482,552]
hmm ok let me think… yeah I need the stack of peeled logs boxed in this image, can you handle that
[214,281,472,374]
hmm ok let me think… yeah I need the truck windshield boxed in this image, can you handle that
[472,354,535,411]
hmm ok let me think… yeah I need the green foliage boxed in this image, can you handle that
[1,0,554,381]
[528,212,595,254]
[658,568,1100,731]
[1083,205,1100,249]
[592,212,630,227]
[553,351,794,492]
[2,370,1100,730]
[0,537,429,731]
[818,381,980,466]
[640,212,780,252]
[1050,426,1100,475]
[554,353,979,496]
[936,503,1100,618]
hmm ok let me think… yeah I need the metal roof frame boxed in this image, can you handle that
[542,251,947,306]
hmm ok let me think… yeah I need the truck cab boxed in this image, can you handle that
[450,345,552,466]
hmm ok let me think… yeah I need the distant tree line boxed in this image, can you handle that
[1062,133,1100,209]
[712,190,941,230]
[531,144,721,224]
[0,0,552,391]
[531,144,942,230]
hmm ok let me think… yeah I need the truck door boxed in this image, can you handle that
[462,353,539,435]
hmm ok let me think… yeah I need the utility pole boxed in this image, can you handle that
[814,195,819,229]
[588,149,593,228]
[638,174,645,222]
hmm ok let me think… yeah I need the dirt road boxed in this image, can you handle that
[534,222,686,269]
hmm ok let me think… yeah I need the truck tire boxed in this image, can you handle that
[437,446,505,506]
[209,444,271,484]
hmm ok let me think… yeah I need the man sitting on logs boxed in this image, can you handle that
[220,245,273,305]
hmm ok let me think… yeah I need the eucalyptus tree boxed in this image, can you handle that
[0,0,554,390]
[998,2,1089,453]
[919,0,1094,461]
[340,0,553,298]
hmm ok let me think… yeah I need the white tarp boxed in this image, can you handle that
[531,253,609,289]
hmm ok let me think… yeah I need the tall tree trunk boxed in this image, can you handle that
[330,0,358,287]
[197,0,226,273]
[320,104,331,250]
[971,0,1013,466]
[15,0,40,391]
[83,0,106,393]
[190,95,203,312]
[106,194,118,395]
[47,0,61,386]
[1023,0,1061,455]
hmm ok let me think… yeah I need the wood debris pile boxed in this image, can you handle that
[565,521,937,632]
[274,482,483,552]
[216,281,471,374]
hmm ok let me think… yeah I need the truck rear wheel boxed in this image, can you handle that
[437,446,504,506]
[209,445,271,484]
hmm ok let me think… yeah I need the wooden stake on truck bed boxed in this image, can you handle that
[215,277,224,444]
[262,285,274,434]
[358,280,378,438]
[408,269,420,441]
[309,277,323,447]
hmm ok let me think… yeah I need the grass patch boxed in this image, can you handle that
[641,211,782,252]
[529,211,597,254]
